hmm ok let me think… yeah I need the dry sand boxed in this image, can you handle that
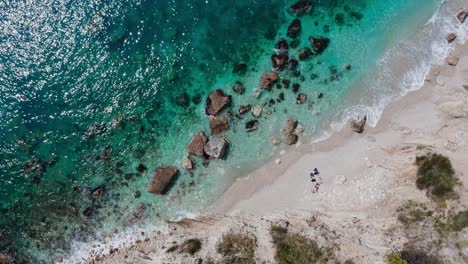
[79,19,468,264]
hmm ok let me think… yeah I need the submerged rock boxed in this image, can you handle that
[174,92,190,108]
[457,9,468,23]
[232,81,246,94]
[187,131,208,157]
[205,90,232,116]
[350,115,367,133]
[296,94,307,104]
[270,137,281,145]
[209,116,229,135]
[289,0,312,16]
[290,39,300,49]
[310,36,330,54]
[298,48,313,61]
[275,38,289,52]
[287,57,299,70]
[84,122,106,139]
[204,138,227,159]
[148,166,179,194]
[245,120,259,132]
[271,53,289,71]
[260,72,279,89]
[128,203,146,223]
[287,19,301,38]
[233,62,247,74]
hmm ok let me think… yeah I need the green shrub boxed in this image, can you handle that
[447,210,468,233]
[180,238,202,255]
[217,233,256,264]
[386,253,408,264]
[415,153,457,201]
[270,225,326,264]
[166,244,179,253]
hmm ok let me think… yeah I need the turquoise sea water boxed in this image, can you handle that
[0,0,456,262]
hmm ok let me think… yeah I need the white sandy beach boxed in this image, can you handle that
[79,7,468,264]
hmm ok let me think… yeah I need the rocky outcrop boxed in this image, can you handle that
[209,116,229,135]
[289,0,312,16]
[271,53,289,71]
[204,138,227,159]
[350,115,367,133]
[310,36,330,54]
[245,120,259,132]
[260,72,279,89]
[187,131,208,157]
[232,81,245,94]
[457,9,468,23]
[148,166,179,194]
[205,90,232,116]
[298,48,313,61]
[447,33,457,43]
[287,19,301,38]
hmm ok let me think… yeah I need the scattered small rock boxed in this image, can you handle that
[275,159,282,165]
[275,38,289,52]
[84,122,106,139]
[270,137,281,145]
[182,155,193,171]
[281,119,298,135]
[136,163,147,173]
[205,90,232,116]
[284,134,299,145]
[187,131,208,157]
[238,104,252,116]
[287,18,302,38]
[232,81,246,94]
[447,54,459,66]
[447,33,457,43]
[204,137,227,159]
[457,9,468,23]
[252,105,263,118]
[233,63,247,74]
[298,47,313,61]
[310,36,330,54]
[271,53,289,71]
[344,64,351,70]
[260,72,279,89]
[296,93,307,104]
[289,0,312,16]
[350,115,367,133]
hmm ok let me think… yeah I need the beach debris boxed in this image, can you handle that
[271,53,289,71]
[205,90,232,116]
[237,105,252,116]
[232,62,247,74]
[271,137,281,145]
[252,105,262,118]
[84,122,106,139]
[148,166,179,194]
[182,155,193,171]
[296,93,307,104]
[457,9,468,23]
[350,115,367,133]
[245,120,259,132]
[298,47,313,60]
[187,131,208,157]
[289,0,312,16]
[209,116,229,135]
[447,54,459,66]
[232,81,246,94]
[310,36,330,54]
[260,72,279,89]
[204,137,227,159]
[275,38,289,53]
[447,33,457,43]
[287,19,302,38]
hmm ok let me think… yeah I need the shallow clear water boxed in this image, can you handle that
[0,0,452,261]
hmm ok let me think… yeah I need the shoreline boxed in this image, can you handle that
[82,42,468,264]
[68,3,468,264]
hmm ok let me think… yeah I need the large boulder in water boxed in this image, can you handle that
[148,166,179,194]
[350,115,367,133]
[287,19,302,38]
[310,36,330,54]
[187,131,208,157]
[204,137,227,159]
[205,90,232,116]
[260,72,279,89]
[289,0,312,16]
[209,116,229,135]
[271,53,289,71]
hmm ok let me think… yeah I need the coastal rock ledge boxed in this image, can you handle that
[148,166,179,195]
